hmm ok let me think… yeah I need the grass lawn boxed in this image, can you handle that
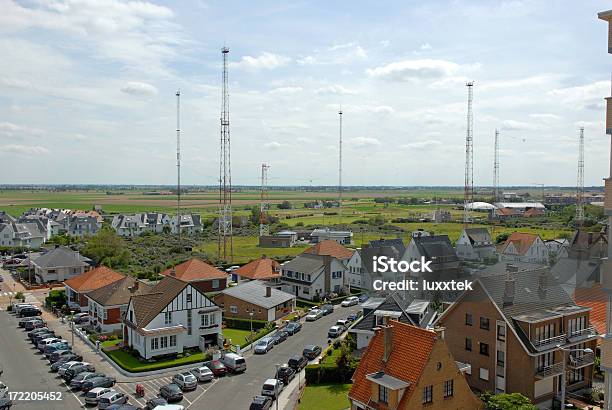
[196,235,309,264]
[223,328,252,346]
[298,383,352,410]
[101,339,122,349]
[103,348,207,373]
[320,346,342,366]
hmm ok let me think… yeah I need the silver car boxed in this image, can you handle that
[97,391,128,409]
[172,372,198,391]
[254,337,274,354]
[190,366,214,382]
[305,309,323,321]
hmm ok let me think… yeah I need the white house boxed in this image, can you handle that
[346,249,363,289]
[171,214,203,235]
[280,253,347,300]
[500,232,549,264]
[310,228,353,245]
[111,213,170,237]
[546,239,570,259]
[455,227,497,261]
[0,221,46,248]
[123,275,222,360]
[32,246,91,283]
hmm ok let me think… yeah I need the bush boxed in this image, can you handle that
[304,363,357,384]
[224,317,268,331]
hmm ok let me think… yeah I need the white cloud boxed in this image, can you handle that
[420,43,432,50]
[480,75,555,90]
[1,144,50,155]
[296,55,317,65]
[1,77,33,89]
[500,119,539,131]
[339,104,395,114]
[402,140,443,150]
[264,141,283,149]
[0,122,44,138]
[349,137,381,148]
[230,52,291,70]
[269,86,303,94]
[366,59,464,82]
[549,81,609,110]
[120,81,158,96]
[315,85,358,95]
[529,113,561,121]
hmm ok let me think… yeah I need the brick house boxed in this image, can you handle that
[86,276,152,334]
[214,280,295,322]
[160,258,227,293]
[348,319,482,410]
[64,266,126,312]
[436,266,598,408]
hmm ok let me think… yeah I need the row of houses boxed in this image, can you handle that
[111,213,203,237]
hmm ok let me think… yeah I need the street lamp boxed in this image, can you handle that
[556,344,594,410]
[249,311,254,335]
[70,310,75,349]
[275,363,280,410]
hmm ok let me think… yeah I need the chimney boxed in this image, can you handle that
[503,270,516,306]
[434,326,446,340]
[170,268,176,277]
[538,270,548,293]
[132,281,139,291]
[382,316,393,362]
[265,286,272,297]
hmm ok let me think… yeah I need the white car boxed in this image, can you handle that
[261,379,284,399]
[0,381,7,399]
[58,361,82,376]
[341,296,359,307]
[190,366,214,382]
[97,391,128,409]
[305,309,323,321]
[172,372,198,391]
[84,387,115,405]
[336,319,349,327]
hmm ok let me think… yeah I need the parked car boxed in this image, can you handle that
[69,372,105,390]
[0,381,7,399]
[144,397,168,410]
[190,366,214,382]
[0,398,10,410]
[276,365,296,385]
[254,337,274,354]
[19,307,42,318]
[249,395,272,410]
[284,322,302,335]
[38,337,65,352]
[105,405,138,410]
[336,319,349,328]
[274,331,288,344]
[220,353,246,373]
[12,303,33,314]
[72,313,90,324]
[24,319,46,331]
[28,327,52,338]
[98,391,128,409]
[49,349,76,363]
[84,388,115,406]
[327,325,345,338]
[50,355,82,371]
[159,384,183,402]
[81,376,116,392]
[32,332,54,344]
[260,379,283,399]
[341,296,359,307]
[287,355,307,372]
[358,294,369,303]
[302,345,322,360]
[320,304,334,315]
[57,361,80,376]
[64,363,96,381]
[172,372,197,391]
[305,309,323,321]
[347,311,362,322]
[203,360,227,376]
[44,342,70,358]
[19,317,43,328]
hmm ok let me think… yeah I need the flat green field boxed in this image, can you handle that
[298,384,352,410]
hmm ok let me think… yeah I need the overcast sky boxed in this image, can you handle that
[1,0,611,186]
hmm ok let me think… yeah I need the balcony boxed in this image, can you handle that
[531,334,567,352]
[567,352,595,369]
[535,362,564,379]
[567,327,598,343]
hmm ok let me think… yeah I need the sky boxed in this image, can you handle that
[0,0,611,186]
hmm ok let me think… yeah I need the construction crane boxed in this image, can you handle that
[259,164,270,237]
[218,47,233,262]
[463,82,474,227]
[576,127,585,226]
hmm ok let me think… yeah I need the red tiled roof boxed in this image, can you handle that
[349,321,437,408]
[502,232,540,255]
[524,208,545,217]
[160,258,227,282]
[496,207,517,216]
[303,240,354,260]
[234,256,280,280]
[573,283,606,336]
[64,266,125,292]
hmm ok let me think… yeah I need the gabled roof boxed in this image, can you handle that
[64,266,125,292]
[219,280,294,309]
[87,276,152,306]
[360,244,403,275]
[234,257,280,280]
[523,207,545,217]
[464,228,492,244]
[352,293,417,330]
[33,246,89,268]
[130,275,190,327]
[368,238,405,255]
[349,321,437,407]
[496,207,517,216]
[281,253,325,276]
[303,239,354,260]
[410,235,458,261]
[160,258,226,282]
[501,232,541,255]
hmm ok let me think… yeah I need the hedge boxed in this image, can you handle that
[224,317,268,331]
[305,363,356,384]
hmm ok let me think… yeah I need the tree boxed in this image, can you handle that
[82,228,130,269]
[250,206,262,225]
[480,392,536,410]
[277,200,292,210]
[495,232,509,244]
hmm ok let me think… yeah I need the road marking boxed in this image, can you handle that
[186,378,218,409]
[61,379,85,407]
[115,382,146,408]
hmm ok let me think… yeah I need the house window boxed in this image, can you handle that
[379,385,388,404]
[151,338,159,350]
[201,314,209,327]
[479,342,489,356]
[465,313,473,326]
[187,294,192,303]
[479,368,489,381]
[443,379,454,398]
[129,311,133,322]
[465,338,472,351]
[497,350,505,367]
[480,317,490,330]
[422,385,433,404]
[187,310,192,336]
[164,311,172,325]
[170,335,177,347]
[210,313,217,325]
[103,309,108,320]
[497,323,506,342]
[160,336,168,349]
[212,280,220,289]
[230,306,238,314]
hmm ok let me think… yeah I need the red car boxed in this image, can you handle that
[203,360,227,376]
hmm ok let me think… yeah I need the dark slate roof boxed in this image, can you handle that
[281,254,325,275]
[551,257,600,293]
[464,228,492,244]
[87,277,153,306]
[220,280,294,309]
[411,235,458,261]
[33,246,89,268]
[130,275,189,327]
[368,238,405,255]
[360,244,403,275]
[352,293,417,331]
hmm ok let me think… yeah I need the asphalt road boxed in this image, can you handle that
[0,309,84,410]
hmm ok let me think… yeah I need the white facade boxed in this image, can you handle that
[346,250,364,289]
[501,236,549,264]
[280,257,347,300]
[0,222,46,248]
[310,228,353,245]
[170,214,203,235]
[35,264,86,283]
[455,229,497,261]
[124,283,222,360]
[111,213,170,237]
